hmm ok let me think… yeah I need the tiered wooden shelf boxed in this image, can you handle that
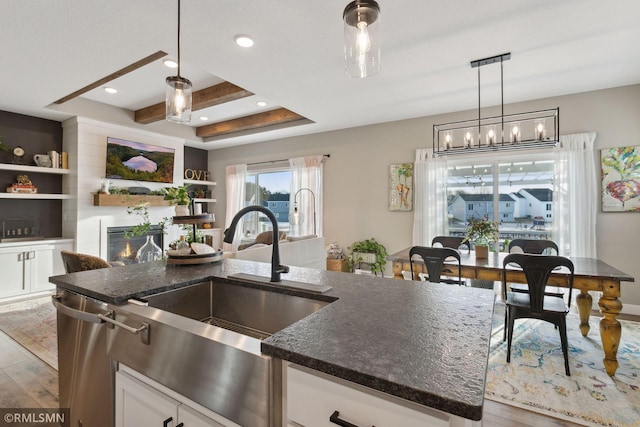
[168,214,222,265]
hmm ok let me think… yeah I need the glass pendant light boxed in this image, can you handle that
[343,0,381,78]
[166,0,192,123]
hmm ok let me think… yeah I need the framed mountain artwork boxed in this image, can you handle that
[601,146,640,212]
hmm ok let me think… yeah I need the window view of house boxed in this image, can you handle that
[447,156,555,249]
[242,169,292,238]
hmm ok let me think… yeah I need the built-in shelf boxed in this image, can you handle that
[0,163,70,175]
[193,198,216,203]
[184,179,216,186]
[0,193,72,200]
[93,194,170,207]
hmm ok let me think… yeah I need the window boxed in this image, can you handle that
[446,154,555,246]
[242,169,292,238]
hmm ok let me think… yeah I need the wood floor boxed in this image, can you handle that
[0,331,593,426]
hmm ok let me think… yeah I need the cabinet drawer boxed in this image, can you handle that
[286,364,451,427]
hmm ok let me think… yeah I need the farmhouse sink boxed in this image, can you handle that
[142,279,331,339]
[108,279,333,427]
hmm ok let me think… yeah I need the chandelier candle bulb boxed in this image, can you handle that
[464,130,473,148]
[536,122,546,141]
[486,127,496,146]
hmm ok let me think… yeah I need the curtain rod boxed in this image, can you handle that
[247,154,330,167]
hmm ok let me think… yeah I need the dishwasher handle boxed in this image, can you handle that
[52,293,151,345]
[52,293,106,324]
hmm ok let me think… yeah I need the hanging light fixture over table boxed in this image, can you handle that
[166,0,192,123]
[433,53,559,155]
[343,0,381,78]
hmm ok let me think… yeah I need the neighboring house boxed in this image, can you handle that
[518,188,553,221]
[449,193,516,222]
[510,192,527,218]
[264,193,291,223]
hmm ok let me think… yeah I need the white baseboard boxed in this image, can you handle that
[621,303,640,317]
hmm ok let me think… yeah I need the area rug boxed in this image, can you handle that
[0,296,58,370]
[486,303,640,427]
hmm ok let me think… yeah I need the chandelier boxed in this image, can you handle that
[433,53,559,156]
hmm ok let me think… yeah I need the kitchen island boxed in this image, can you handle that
[50,258,495,426]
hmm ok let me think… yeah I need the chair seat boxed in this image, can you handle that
[509,282,564,297]
[506,291,569,314]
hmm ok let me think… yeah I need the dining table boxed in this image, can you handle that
[388,247,635,376]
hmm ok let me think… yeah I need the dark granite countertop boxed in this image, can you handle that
[49,258,495,421]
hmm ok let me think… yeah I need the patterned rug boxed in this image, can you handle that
[0,296,58,370]
[486,303,640,427]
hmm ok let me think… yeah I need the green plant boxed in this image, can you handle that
[162,185,190,205]
[0,136,9,152]
[347,238,388,276]
[462,214,499,246]
[125,203,171,238]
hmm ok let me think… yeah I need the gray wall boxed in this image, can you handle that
[208,84,640,310]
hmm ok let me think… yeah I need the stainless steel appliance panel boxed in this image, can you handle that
[54,290,113,427]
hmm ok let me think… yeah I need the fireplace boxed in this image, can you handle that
[106,226,163,265]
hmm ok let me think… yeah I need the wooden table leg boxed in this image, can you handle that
[575,290,592,337]
[392,262,404,279]
[598,280,623,376]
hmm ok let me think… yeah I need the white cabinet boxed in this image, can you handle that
[116,365,236,427]
[0,240,73,299]
[285,363,480,427]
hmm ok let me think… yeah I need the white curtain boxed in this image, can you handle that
[412,148,448,246]
[552,132,598,257]
[224,163,247,251]
[290,155,324,237]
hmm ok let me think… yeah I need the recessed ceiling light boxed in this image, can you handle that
[234,35,254,48]
[104,87,117,94]
[163,59,178,68]
[199,116,209,121]
[256,100,267,107]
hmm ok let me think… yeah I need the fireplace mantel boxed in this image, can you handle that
[93,194,169,207]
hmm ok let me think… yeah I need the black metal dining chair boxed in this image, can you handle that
[508,239,559,255]
[409,246,463,285]
[502,253,574,376]
[508,239,564,298]
[431,236,471,253]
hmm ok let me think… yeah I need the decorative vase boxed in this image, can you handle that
[175,205,190,216]
[475,244,489,259]
[136,235,163,263]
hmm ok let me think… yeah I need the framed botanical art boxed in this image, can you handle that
[601,146,640,212]
[389,163,413,211]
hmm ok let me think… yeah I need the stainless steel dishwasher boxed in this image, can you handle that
[53,290,147,427]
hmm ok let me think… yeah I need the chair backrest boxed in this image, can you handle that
[502,253,574,313]
[431,236,471,253]
[60,250,111,273]
[409,246,461,284]
[508,238,559,255]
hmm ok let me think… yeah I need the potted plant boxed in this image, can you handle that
[347,238,389,276]
[162,185,191,215]
[462,214,499,259]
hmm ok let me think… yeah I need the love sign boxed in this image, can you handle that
[184,169,210,181]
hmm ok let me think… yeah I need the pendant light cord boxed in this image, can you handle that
[177,0,181,77]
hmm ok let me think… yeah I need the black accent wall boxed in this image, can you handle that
[0,110,63,237]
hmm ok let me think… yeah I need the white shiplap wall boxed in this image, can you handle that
[62,117,186,257]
